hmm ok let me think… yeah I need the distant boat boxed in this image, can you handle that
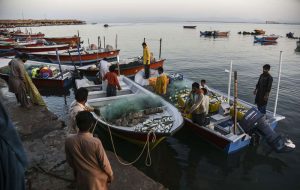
[14,44,70,53]
[200,31,229,37]
[295,40,300,52]
[254,29,266,35]
[254,35,279,42]
[183,26,196,29]
[104,24,109,27]
[91,22,97,25]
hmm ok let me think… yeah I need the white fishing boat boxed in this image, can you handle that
[75,76,184,148]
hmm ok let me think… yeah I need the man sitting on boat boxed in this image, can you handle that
[200,79,210,94]
[103,65,122,97]
[155,67,168,95]
[240,107,295,153]
[184,82,209,126]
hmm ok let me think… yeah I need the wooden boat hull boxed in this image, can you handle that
[0,72,73,89]
[78,59,165,77]
[14,44,70,53]
[12,33,45,39]
[0,59,73,89]
[44,36,80,46]
[48,50,120,65]
[254,36,279,42]
[184,118,250,154]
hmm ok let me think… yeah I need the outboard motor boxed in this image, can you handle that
[240,107,295,153]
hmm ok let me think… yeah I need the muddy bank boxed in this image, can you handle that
[0,79,166,190]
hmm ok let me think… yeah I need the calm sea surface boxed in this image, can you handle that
[29,22,300,190]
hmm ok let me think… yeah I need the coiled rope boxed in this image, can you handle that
[93,117,156,166]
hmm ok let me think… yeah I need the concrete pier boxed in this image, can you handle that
[0,79,166,190]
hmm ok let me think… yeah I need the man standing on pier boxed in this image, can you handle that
[142,42,151,79]
[253,64,273,114]
[65,111,113,190]
[8,53,31,108]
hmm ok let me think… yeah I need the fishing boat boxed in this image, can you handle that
[14,44,70,53]
[44,36,80,47]
[0,41,42,50]
[200,31,229,37]
[214,31,229,37]
[0,58,73,89]
[75,76,184,147]
[32,48,120,65]
[296,40,300,52]
[77,57,165,77]
[254,35,279,42]
[11,32,45,40]
[134,70,285,154]
[183,26,197,29]
[254,29,265,35]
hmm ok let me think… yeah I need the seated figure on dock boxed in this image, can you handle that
[240,107,295,153]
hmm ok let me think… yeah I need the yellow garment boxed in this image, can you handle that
[24,72,46,106]
[155,74,168,95]
[31,68,39,78]
[143,46,150,65]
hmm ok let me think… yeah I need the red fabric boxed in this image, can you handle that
[103,72,120,88]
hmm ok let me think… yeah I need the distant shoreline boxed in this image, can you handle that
[0,19,86,28]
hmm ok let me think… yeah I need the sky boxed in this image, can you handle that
[0,0,299,23]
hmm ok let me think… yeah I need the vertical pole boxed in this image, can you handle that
[233,71,238,135]
[227,61,233,103]
[55,48,63,79]
[117,56,120,76]
[76,30,82,66]
[88,38,90,49]
[143,38,146,43]
[115,34,118,49]
[273,51,283,117]
[159,38,162,60]
[104,36,106,49]
[99,36,102,49]
[98,36,100,49]
[77,30,80,47]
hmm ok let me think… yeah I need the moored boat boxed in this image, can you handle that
[77,57,165,77]
[0,58,73,89]
[295,40,300,52]
[75,76,184,148]
[134,70,285,154]
[14,44,70,53]
[254,35,279,42]
[183,26,196,29]
[12,32,45,40]
[200,31,229,37]
[46,49,120,65]
[44,36,80,47]
[254,29,266,35]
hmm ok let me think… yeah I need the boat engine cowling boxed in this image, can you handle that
[239,107,264,134]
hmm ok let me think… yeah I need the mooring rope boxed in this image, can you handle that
[99,116,156,166]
